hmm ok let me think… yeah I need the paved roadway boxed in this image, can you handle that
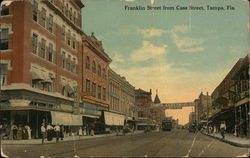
[2,129,249,158]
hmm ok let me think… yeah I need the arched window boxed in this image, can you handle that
[97,65,101,76]
[92,61,96,73]
[86,56,90,69]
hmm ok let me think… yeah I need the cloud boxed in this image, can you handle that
[111,54,125,63]
[138,28,166,38]
[169,25,206,53]
[130,40,168,61]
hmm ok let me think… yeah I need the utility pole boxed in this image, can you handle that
[206,92,209,134]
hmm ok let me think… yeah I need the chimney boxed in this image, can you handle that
[150,89,152,94]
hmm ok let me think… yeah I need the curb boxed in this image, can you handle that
[1,131,146,145]
[201,132,250,148]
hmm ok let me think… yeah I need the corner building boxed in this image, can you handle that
[0,0,86,138]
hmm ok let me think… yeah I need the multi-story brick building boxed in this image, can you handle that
[104,69,135,129]
[135,88,152,118]
[0,0,111,138]
[81,33,112,133]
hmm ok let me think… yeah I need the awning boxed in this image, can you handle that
[31,71,44,80]
[51,111,82,126]
[83,114,100,119]
[104,111,125,126]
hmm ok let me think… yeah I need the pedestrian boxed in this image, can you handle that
[78,127,83,139]
[60,124,64,140]
[46,123,53,141]
[25,125,32,139]
[41,123,46,144]
[16,124,22,140]
[54,124,60,142]
[220,121,226,139]
[12,124,18,140]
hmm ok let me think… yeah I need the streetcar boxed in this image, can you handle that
[161,119,173,131]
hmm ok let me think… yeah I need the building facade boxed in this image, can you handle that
[0,0,112,138]
[108,69,135,117]
[210,55,249,137]
[134,89,152,118]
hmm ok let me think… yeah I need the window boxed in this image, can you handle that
[0,28,9,50]
[92,82,96,97]
[61,51,66,68]
[72,34,76,49]
[103,88,106,101]
[73,11,76,23]
[61,25,66,42]
[86,56,90,69]
[69,8,72,20]
[1,5,9,16]
[86,80,90,92]
[41,39,46,58]
[32,33,38,54]
[33,1,38,21]
[41,8,46,27]
[66,55,71,71]
[67,30,71,46]
[48,14,53,33]
[98,85,101,99]
[61,86,66,96]
[92,61,96,73]
[97,65,101,76]
[103,68,106,78]
[72,58,76,73]
[48,43,53,62]
[65,3,68,16]
[0,64,8,86]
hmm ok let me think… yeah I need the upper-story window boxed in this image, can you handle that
[69,8,72,20]
[41,39,46,58]
[71,58,76,73]
[1,4,9,16]
[0,28,9,50]
[92,82,96,97]
[0,64,8,86]
[98,85,102,99]
[48,43,53,62]
[92,61,96,73]
[102,68,106,79]
[61,25,66,42]
[86,56,90,69]
[32,33,38,54]
[66,55,71,71]
[66,3,69,16]
[86,79,91,92]
[32,1,38,22]
[103,88,106,101]
[41,8,46,27]
[67,30,71,46]
[97,65,101,76]
[72,34,76,49]
[61,51,66,68]
[48,14,53,33]
[73,11,76,24]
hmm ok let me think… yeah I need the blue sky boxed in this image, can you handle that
[81,0,249,103]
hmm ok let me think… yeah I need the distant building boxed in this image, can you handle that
[189,112,195,125]
[135,88,152,118]
[153,89,161,104]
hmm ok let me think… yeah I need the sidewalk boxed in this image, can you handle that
[202,132,250,148]
[1,130,145,145]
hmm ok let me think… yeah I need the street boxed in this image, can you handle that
[2,129,248,158]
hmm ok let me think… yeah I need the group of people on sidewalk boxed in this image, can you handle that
[0,124,32,140]
[41,123,64,144]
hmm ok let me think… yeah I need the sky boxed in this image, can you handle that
[81,0,249,124]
